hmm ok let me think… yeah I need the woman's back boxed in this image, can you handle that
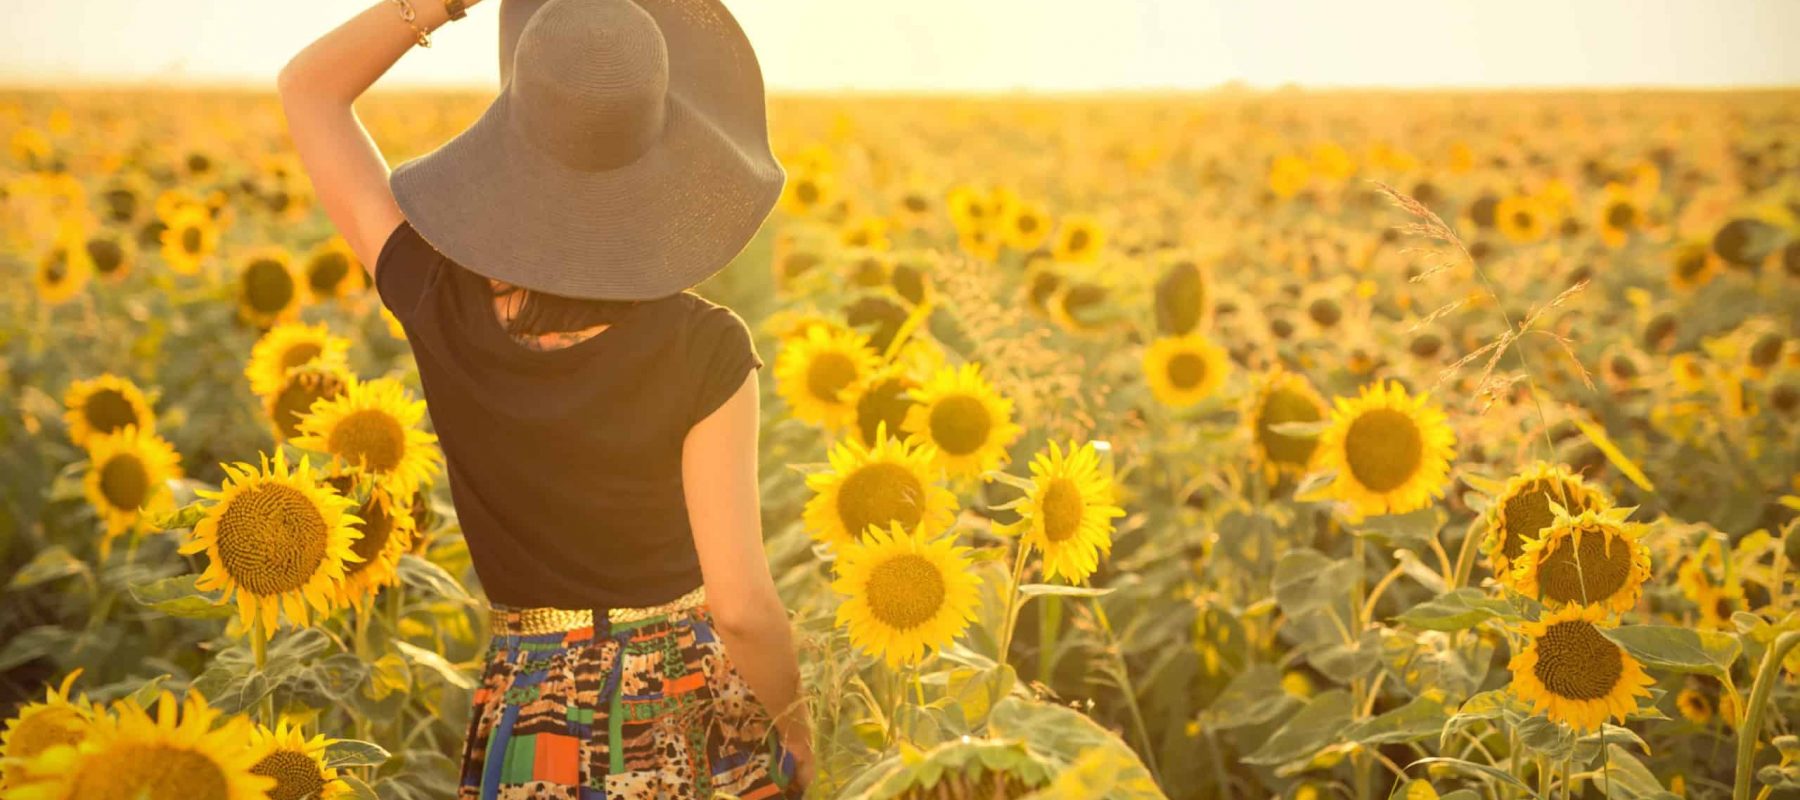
[375,219,765,609]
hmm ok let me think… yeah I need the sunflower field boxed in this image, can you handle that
[2,87,1799,799]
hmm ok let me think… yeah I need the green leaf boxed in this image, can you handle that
[1343,694,1449,746]
[336,775,380,800]
[1600,624,1741,676]
[396,554,475,605]
[1354,506,1445,553]
[128,674,173,709]
[1017,583,1114,599]
[1273,549,1356,617]
[324,739,391,768]
[1199,664,1300,730]
[127,574,234,619]
[939,663,1015,728]
[394,640,476,689]
[1405,758,1534,793]
[1242,690,1353,765]
[1393,588,1519,631]
[6,545,89,589]
[151,501,207,532]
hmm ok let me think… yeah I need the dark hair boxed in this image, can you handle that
[486,278,647,340]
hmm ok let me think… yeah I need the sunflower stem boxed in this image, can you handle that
[251,614,273,725]
[989,538,1032,703]
[1089,594,1161,785]
[1735,631,1800,800]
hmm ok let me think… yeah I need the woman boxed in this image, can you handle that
[276,0,815,796]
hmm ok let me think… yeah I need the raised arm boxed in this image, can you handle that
[682,369,817,790]
[276,0,488,276]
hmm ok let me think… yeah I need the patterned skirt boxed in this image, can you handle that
[456,590,800,799]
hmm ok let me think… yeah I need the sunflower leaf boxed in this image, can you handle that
[1404,757,1534,794]
[1599,624,1741,676]
[394,639,476,690]
[150,501,206,532]
[126,573,235,619]
[395,554,475,606]
[7,544,89,589]
[324,738,392,769]
[336,775,381,800]
[1394,588,1519,631]
[1242,689,1354,765]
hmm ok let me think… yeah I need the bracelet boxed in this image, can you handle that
[388,0,433,48]
[444,0,467,21]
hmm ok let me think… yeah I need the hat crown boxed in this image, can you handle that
[509,0,670,171]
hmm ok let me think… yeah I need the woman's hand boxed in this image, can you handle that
[782,731,816,794]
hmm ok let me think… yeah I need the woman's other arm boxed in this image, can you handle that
[683,370,816,789]
[276,0,485,275]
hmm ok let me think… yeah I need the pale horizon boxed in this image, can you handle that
[4,0,1798,92]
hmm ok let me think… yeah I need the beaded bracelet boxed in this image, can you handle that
[388,0,433,48]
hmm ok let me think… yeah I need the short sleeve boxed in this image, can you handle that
[374,220,434,326]
[688,305,764,428]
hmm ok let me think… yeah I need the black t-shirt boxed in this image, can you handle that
[374,220,764,609]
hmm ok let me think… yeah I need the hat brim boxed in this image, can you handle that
[391,0,785,301]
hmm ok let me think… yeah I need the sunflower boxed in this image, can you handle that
[235,247,305,327]
[245,321,352,397]
[1507,603,1654,733]
[1596,184,1639,249]
[1478,462,1611,587]
[839,215,891,251]
[1050,215,1105,263]
[779,167,836,216]
[303,237,364,302]
[1668,240,1719,292]
[82,424,182,552]
[245,718,351,800]
[803,421,958,549]
[945,184,998,233]
[159,205,219,276]
[995,440,1126,584]
[0,669,98,790]
[325,475,416,612]
[177,447,364,638]
[901,361,1023,481]
[1047,279,1114,333]
[265,361,352,442]
[848,365,923,450]
[1693,579,1745,631]
[1317,381,1456,519]
[1495,195,1547,244]
[830,520,981,667]
[33,233,93,306]
[1143,333,1230,409]
[6,689,277,800]
[290,377,440,497]
[1000,199,1051,252]
[957,225,1003,262]
[62,373,156,449]
[1675,683,1713,724]
[1512,506,1650,613]
[773,323,882,432]
[1267,154,1310,199]
[84,230,135,283]
[1246,367,1328,482]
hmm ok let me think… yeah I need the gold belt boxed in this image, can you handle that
[497,584,708,635]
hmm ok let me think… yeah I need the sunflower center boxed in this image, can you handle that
[1166,352,1207,390]
[252,748,328,800]
[68,743,231,800]
[181,225,204,254]
[929,395,993,456]
[280,343,324,373]
[1342,408,1424,493]
[7,706,87,760]
[100,452,151,511]
[1500,481,1558,562]
[1605,202,1635,230]
[837,462,927,541]
[1538,525,1633,605]
[272,371,347,440]
[88,237,125,274]
[795,180,819,205]
[864,553,946,630]
[326,409,407,474]
[83,388,140,435]
[1040,477,1085,543]
[856,379,916,447]
[805,352,858,404]
[1257,388,1323,466]
[1066,229,1091,252]
[308,251,351,294]
[348,496,396,574]
[1676,250,1707,279]
[1016,214,1040,234]
[1512,210,1533,230]
[244,258,295,313]
[43,248,70,283]
[215,483,330,595]
[1532,619,1624,701]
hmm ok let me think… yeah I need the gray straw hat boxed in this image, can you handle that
[389,0,785,301]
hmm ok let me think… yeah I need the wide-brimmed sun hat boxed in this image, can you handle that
[390,0,785,301]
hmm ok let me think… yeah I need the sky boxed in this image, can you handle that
[3,0,1797,91]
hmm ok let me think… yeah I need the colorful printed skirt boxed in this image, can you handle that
[456,592,800,799]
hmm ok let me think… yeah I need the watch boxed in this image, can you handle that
[444,0,467,20]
